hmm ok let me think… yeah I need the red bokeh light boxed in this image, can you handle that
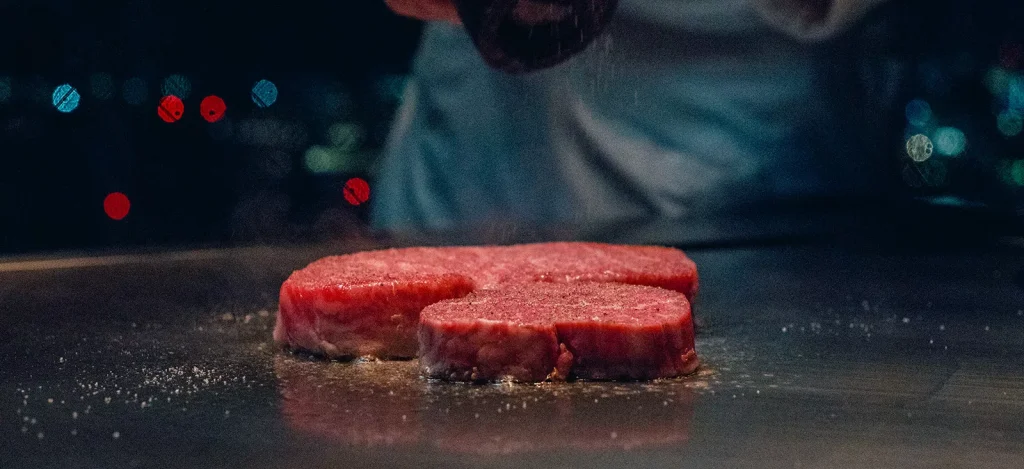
[157,95,184,123]
[200,95,226,123]
[103,192,131,220]
[343,177,370,206]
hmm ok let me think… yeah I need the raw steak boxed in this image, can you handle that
[419,282,698,382]
[274,248,476,358]
[275,242,698,359]
[472,242,699,298]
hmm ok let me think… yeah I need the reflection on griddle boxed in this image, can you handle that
[275,355,423,447]
[274,355,695,454]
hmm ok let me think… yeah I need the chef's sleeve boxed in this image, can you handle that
[752,0,891,41]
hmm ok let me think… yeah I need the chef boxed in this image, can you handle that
[372,0,895,231]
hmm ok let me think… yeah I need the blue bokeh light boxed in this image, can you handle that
[52,84,81,113]
[251,79,278,108]
[904,99,932,127]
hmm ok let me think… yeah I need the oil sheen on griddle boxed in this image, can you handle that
[453,0,619,73]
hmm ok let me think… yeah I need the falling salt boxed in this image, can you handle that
[112,431,120,439]
[37,432,44,440]
[47,398,53,404]
[610,432,618,439]
[70,429,77,436]
[781,327,787,333]
[104,397,111,404]
[939,325,946,331]
[20,426,27,433]
[985,326,990,331]
[71,411,78,419]
[902,317,910,324]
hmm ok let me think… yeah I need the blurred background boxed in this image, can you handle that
[0,0,1021,255]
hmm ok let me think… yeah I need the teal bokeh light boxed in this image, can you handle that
[932,127,967,156]
[52,84,81,113]
[251,79,278,108]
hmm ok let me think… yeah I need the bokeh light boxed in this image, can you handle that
[905,134,933,162]
[997,110,1023,137]
[0,76,11,103]
[103,192,131,220]
[343,177,370,206]
[1011,160,1024,186]
[327,122,364,151]
[932,127,967,156]
[304,145,342,174]
[161,74,192,100]
[89,73,114,100]
[51,84,81,113]
[985,67,1012,97]
[123,77,148,105]
[904,99,932,127]
[157,95,184,123]
[1009,75,1024,111]
[200,95,226,123]
[251,79,278,108]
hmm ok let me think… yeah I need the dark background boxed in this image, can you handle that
[0,0,1022,255]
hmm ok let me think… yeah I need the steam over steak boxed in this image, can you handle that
[274,243,698,361]
[419,283,698,382]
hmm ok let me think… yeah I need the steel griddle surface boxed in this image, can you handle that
[2,240,1024,468]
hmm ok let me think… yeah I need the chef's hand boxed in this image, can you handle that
[384,0,461,23]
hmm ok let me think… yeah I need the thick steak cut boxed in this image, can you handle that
[419,283,698,382]
[275,242,698,359]
[473,243,699,297]
[274,248,476,358]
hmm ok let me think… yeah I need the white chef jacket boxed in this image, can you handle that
[372,0,892,231]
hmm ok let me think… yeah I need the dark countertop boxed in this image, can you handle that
[2,231,1024,468]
